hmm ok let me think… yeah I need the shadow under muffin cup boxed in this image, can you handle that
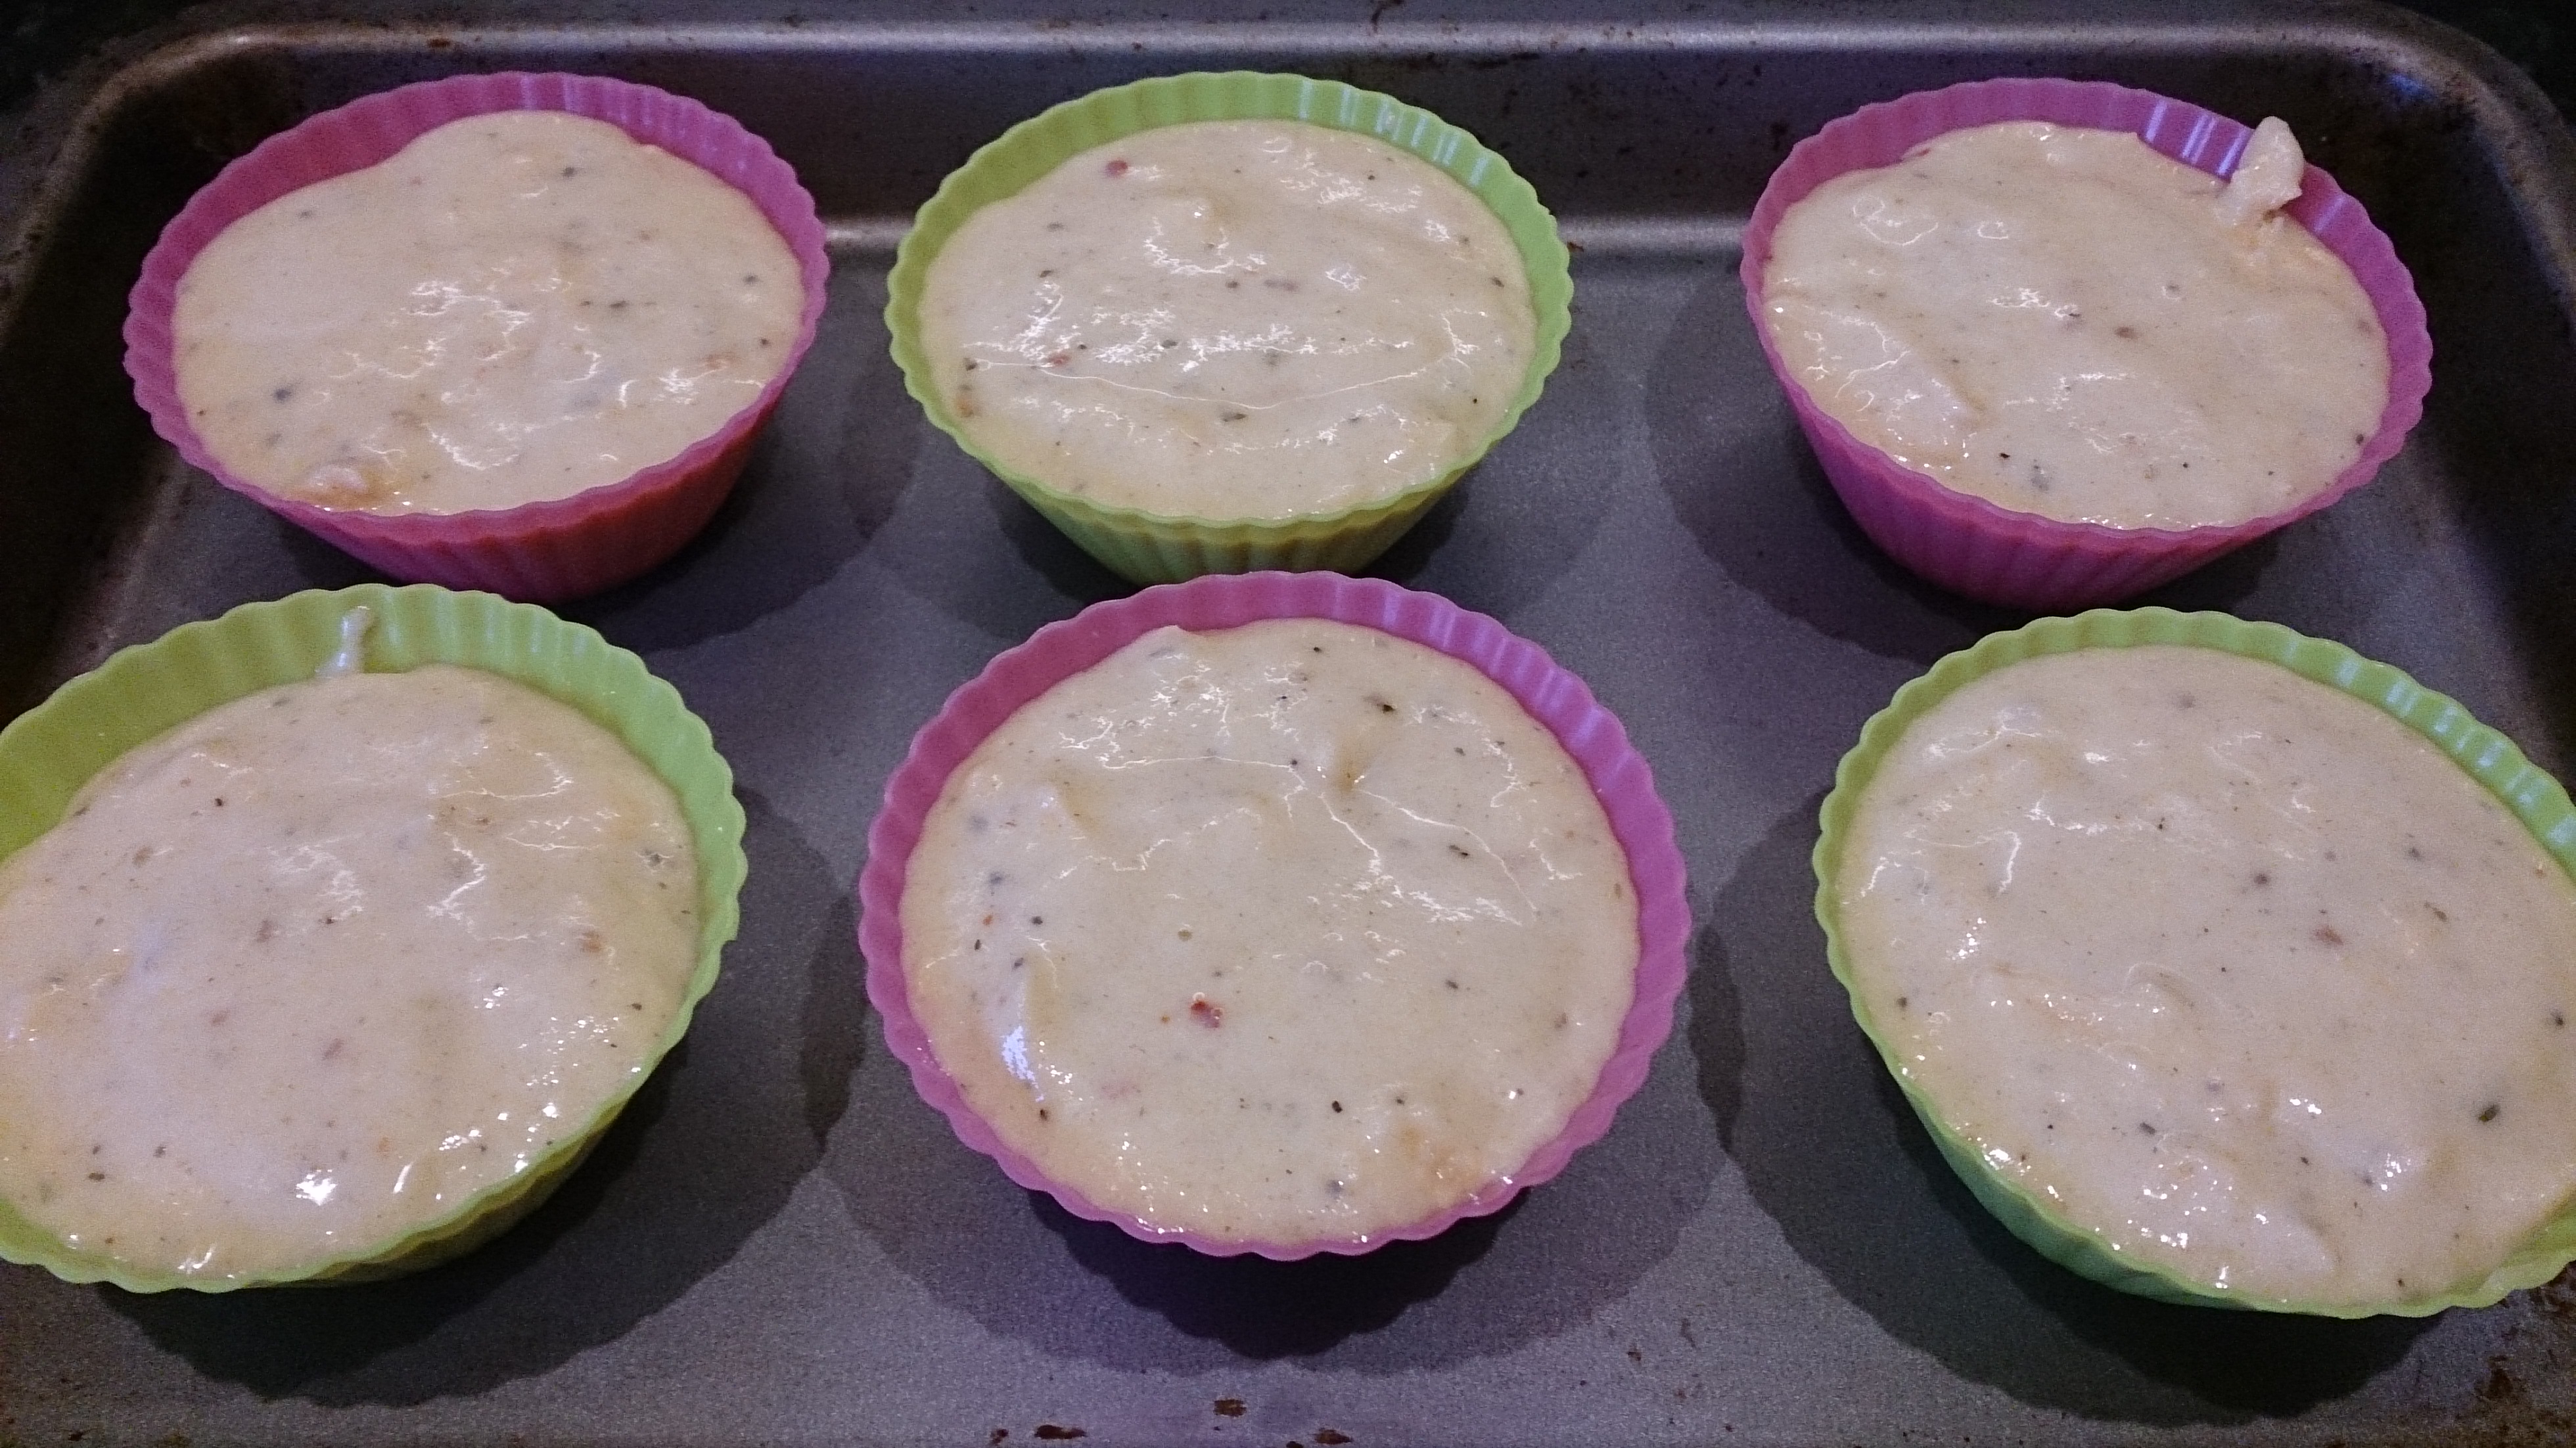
[883,72,1573,585]
[0,584,747,1292]
[1813,607,2576,1317]
[1741,77,2431,613]
[855,571,1688,1258]
[122,72,831,604]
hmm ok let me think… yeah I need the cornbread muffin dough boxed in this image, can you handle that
[1838,645,2576,1307]
[0,665,698,1282]
[918,120,1535,520]
[1763,118,2388,528]
[175,110,801,516]
[900,620,1635,1244]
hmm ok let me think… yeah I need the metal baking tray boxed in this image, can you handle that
[8,1,2576,1442]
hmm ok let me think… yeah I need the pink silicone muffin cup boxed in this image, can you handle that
[856,571,1690,1259]
[123,72,831,603]
[1741,77,2433,613]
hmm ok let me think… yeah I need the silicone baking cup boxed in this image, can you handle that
[124,72,831,602]
[0,584,747,1292]
[1816,608,2576,1316]
[885,72,1573,583]
[1742,78,2433,612]
[856,571,1686,1257]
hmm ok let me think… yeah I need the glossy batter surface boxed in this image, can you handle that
[919,120,1534,520]
[175,111,801,516]
[0,666,699,1281]
[900,620,1635,1244]
[1839,646,2576,1307]
[1764,119,2387,528]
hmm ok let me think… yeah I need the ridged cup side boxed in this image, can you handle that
[857,572,1685,1257]
[124,72,831,601]
[1816,608,2576,1315]
[1741,78,2431,612]
[0,584,745,1290]
[885,72,1572,583]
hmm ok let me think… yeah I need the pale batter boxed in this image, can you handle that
[175,110,801,515]
[0,664,699,1281]
[900,620,1636,1244]
[1839,645,2576,1307]
[919,120,1535,520]
[1764,118,2387,528]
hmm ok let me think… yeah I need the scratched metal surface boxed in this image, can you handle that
[6,3,2576,1443]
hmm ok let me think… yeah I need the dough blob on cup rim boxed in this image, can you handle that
[1741,78,2431,612]
[885,72,1573,584]
[1814,608,2576,1317]
[123,72,831,603]
[856,571,1688,1258]
[0,584,747,1293]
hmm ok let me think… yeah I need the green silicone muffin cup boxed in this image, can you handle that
[0,584,746,1293]
[886,71,1572,583]
[1814,608,2576,1317]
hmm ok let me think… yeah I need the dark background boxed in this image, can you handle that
[2393,0,2569,117]
[3,0,2573,125]
[3,3,2573,1445]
